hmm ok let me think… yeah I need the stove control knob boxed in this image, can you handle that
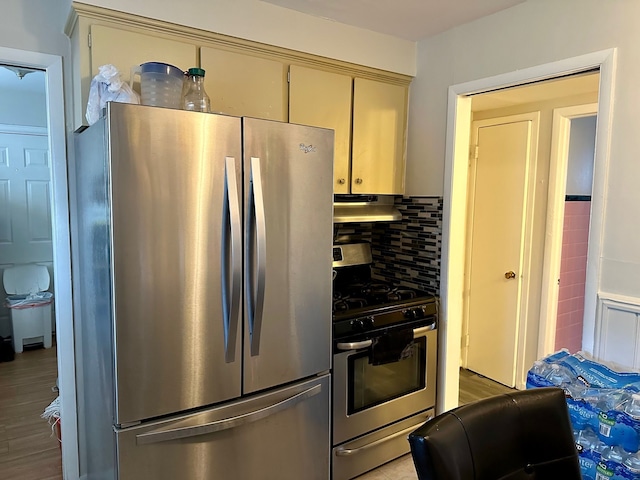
[362,316,375,329]
[404,308,425,320]
[352,319,365,331]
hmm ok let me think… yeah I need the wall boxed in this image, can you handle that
[0,84,47,127]
[68,0,416,76]
[567,116,597,196]
[556,200,590,353]
[1,1,70,59]
[407,0,640,307]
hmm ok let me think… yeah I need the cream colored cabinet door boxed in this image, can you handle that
[352,78,408,195]
[200,47,287,121]
[90,24,197,108]
[289,65,352,194]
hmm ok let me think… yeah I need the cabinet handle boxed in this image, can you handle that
[354,178,363,185]
[337,178,346,185]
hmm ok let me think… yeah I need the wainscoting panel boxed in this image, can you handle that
[594,294,640,371]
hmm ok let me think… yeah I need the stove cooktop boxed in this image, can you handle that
[332,279,438,340]
[332,281,430,316]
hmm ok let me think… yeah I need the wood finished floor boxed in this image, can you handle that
[355,368,517,479]
[458,367,517,406]
[0,342,62,480]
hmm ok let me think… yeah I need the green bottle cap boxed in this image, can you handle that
[187,67,205,77]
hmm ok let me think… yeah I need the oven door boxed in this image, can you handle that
[332,324,437,445]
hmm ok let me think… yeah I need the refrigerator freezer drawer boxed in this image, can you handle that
[332,409,434,480]
[116,374,330,480]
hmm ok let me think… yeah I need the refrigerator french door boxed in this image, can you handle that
[73,103,334,479]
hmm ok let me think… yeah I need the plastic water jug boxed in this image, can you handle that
[130,62,184,108]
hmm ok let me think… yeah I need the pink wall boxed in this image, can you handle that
[555,201,590,353]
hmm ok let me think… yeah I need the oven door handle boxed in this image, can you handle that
[337,323,435,351]
[336,340,373,351]
[413,323,437,337]
[334,421,432,457]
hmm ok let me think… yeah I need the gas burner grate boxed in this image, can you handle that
[333,297,369,312]
[332,281,429,315]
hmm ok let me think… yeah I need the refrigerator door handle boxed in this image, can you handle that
[135,384,322,445]
[223,156,242,362]
[247,156,267,356]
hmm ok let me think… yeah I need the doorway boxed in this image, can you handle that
[439,49,615,413]
[539,105,598,356]
[460,75,600,392]
[0,47,77,478]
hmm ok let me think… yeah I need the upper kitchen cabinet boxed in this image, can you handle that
[66,3,412,144]
[352,78,408,195]
[289,65,352,194]
[290,65,409,195]
[201,47,287,121]
[66,13,197,130]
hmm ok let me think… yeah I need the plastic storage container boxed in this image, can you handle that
[182,67,211,112]
[130,62,184,108]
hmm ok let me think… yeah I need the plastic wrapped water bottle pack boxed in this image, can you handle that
[527,350,640,480]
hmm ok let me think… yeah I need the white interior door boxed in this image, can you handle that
[0,127,53,336]
[465,119,532,388]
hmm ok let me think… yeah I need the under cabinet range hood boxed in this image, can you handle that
[333,195,402,223]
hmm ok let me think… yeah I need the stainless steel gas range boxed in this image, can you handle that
[331,243,438,480]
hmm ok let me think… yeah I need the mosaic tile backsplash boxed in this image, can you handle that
[334,196,443,294]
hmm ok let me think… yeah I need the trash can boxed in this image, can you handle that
[3,265,53,353]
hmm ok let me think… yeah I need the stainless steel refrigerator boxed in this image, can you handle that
[72,103,334,479]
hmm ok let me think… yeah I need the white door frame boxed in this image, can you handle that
[538,103,598,357]
[439,49,616,413]
[0,46,79,479]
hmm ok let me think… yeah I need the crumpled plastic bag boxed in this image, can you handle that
[86,64,140,125]
[41,396,61,442]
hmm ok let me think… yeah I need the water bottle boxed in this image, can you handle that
[182,68,211,113]
[577,427,600,452]
[604,446,629,464]
[599,446,631,480]
[531,360,550,375]
[546,363,574,386]
[625,393,640,420]
[579,447,599,480]
[569,398,598,430]
[527,360,553,388]
[622,453,640,478]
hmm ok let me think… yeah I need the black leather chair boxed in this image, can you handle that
[407,387,581,480]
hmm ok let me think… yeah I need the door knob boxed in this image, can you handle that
[505,271,516,279]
